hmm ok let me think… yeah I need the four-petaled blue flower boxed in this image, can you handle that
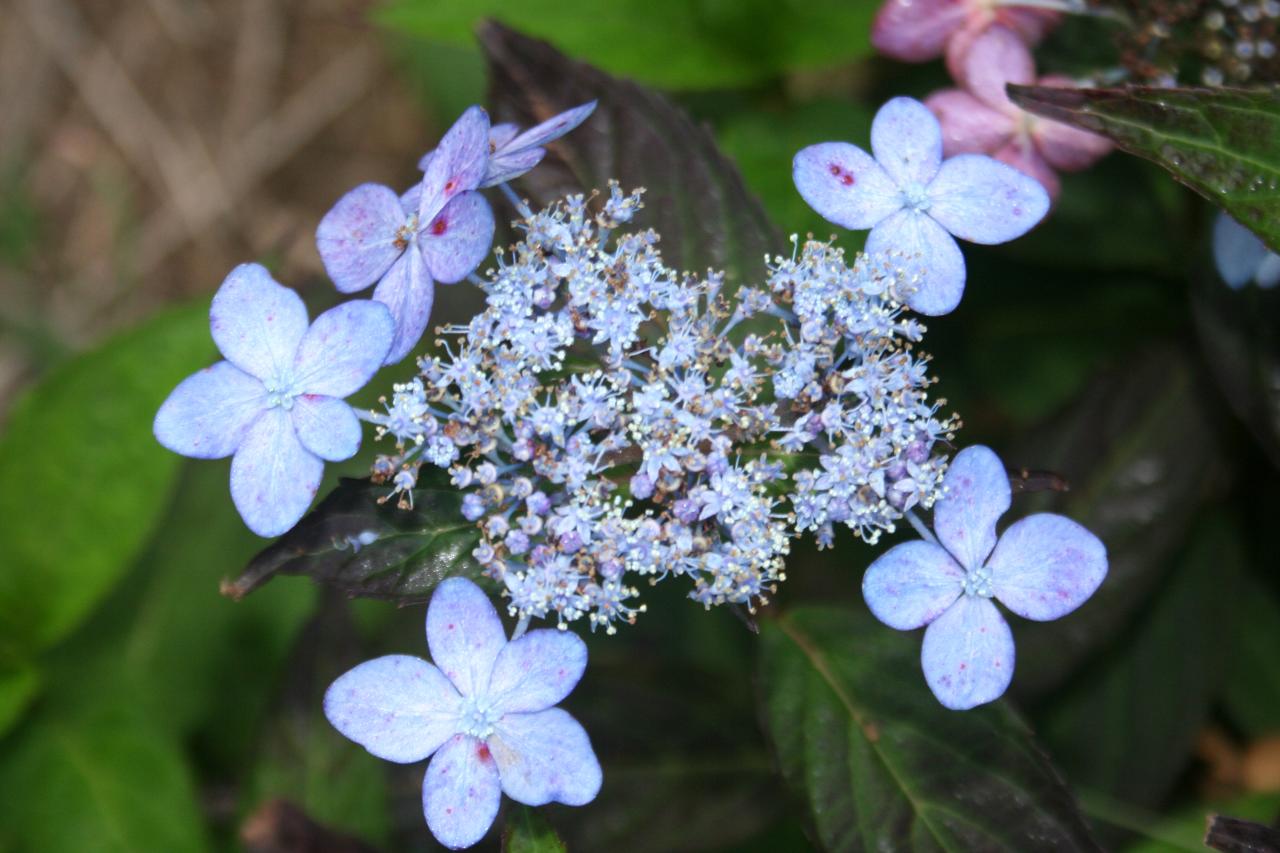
[153,264,393,537]
[862,445,1107,710]
[324,577,602,850]
[316,106,496,365]
[793,96,1050,316]
[418,101,598,187]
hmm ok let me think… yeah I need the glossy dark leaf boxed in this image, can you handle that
[758,606,1101,853]
[1008,85,1280,253]
[480,21,784,286]
[1206,814,1280,853]
[227,473,483,604]
[1007,345,1229,698]
[1037,517,1238,808]
[503,806,566,853]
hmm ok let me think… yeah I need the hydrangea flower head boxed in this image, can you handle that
[1213,211,1280,290]
[325,577,602,849]
[871,0,1061,73]
[793,96,1049,315]
[153,264,393,536]
[420,101,598,187]
[862,445,1107,709]
[316,106,496,364]
[926,26,1112,200]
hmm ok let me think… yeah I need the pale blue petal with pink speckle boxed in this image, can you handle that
[933,445,1011,571]
[488,630,588,714]
[323,655,462,764]
[865,208,966,316]
[315,183,406,294]
[229,407,322,537]
[926,154,1050,245]
[290,394,361,462]
[373,247,434,366]
[792,141,902,230]
[291,299,393,396]
[210,263,308,380]
[988,513,1108,621]
[419,191,496,284]
[153,361,266,459]
[423,733,503,850]
[419,106,491,223]
[427,577,509,698]
[862,539,964,630]
[490,707,602,807]
[921,595,1015,711]
[870,95,943,188]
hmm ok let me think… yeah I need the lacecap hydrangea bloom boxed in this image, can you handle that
[793,96,1049,315]
[325,578,601,849]
[863,445,1107,709]
[154,264,392,536]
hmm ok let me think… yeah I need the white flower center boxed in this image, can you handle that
[263,377,298,411]
[901,182,932,212]
[458,695,501,740]
[962,566,994,598]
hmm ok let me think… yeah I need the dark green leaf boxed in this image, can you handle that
[1008,85,1280,253]
[759,606,1100,853]
[1038,517,1238,808]
[480,21,784,286]
[503,806,566,853]
[227,473,483,603]
[1222,574,1280,736]
[0,302,213,660]
[0,662,39,740]
[1007,345,1229,698]
[379,1,876,90]
[0,699,210,853]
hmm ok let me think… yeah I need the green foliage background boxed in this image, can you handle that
[2,2,1280,851]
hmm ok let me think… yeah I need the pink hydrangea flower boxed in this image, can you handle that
[925,25,1112,200]
[872,0,1060,79]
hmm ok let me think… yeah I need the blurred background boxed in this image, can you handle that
[2,1,1280,851]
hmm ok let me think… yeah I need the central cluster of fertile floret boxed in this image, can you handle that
[367,184,956,631]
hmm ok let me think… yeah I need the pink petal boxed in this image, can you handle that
[419,192,495,284]
[427,578,508,698]
[956,25,1036,112]
[292,299,394,398]
[315,183,406,294]
[488,630,588,715]
[925,89,1016,156]
[933,445,1010,571]
[988,513,1108,621]
[926,153,1050,244]
[154,361,266,459]
[373,247,434,366]
[229,407,322,537]
[419,106,491,223]
[871,0,969,61]
[793,142,903,230]
[866,208,966,316]
[290,394,361,462]
[871,96,944,188]
[324,655,462,763]
[423,734,502,850]
[862,540,965,630]
[490,708,602,807]
[922,595,1015,710]
[210,264,309,382]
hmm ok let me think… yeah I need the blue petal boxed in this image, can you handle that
[373,247,434,366]
[229,407,323,537]
[427,578,508,698]
[292,299,393,397]
[419,106,491,223]
[315,183,407,294]
[988,513,1107,621]
[793,142,903,230]
[933,445,1011,571]
[1259,254,1280,288]
[865,208,965,316]
[925,154,1050,244]
[503,101,597,154]
[871,96,943,188]
[154,361,265,459]
[419,192,496,284]
[490,707,602,807]
[862,540,964,630]
[921,596,1014,710]
[210,264,309,381]
[423,733,502,850]
[291,395,361,462]
[1213,211,1271,289]
[488,629,588,715]
[481,148,546,188]
[324,655,462,763]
